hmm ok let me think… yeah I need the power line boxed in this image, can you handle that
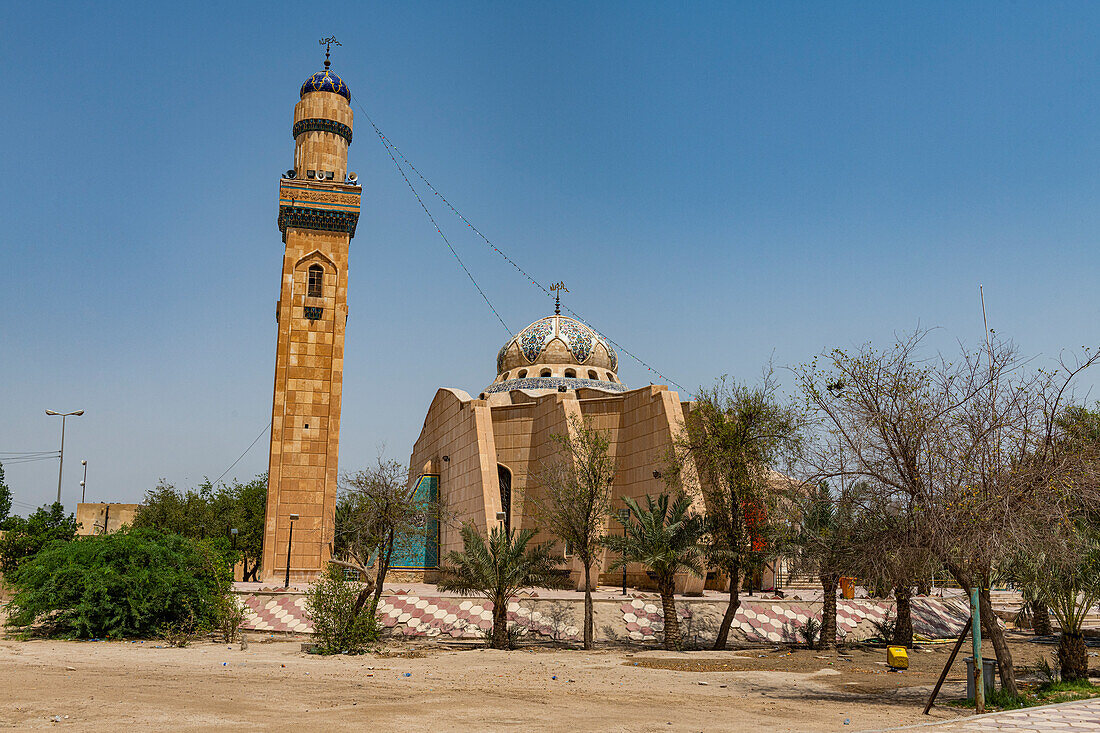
[356,106,688,394]
[353,101,511,336]
[212,420,271,487]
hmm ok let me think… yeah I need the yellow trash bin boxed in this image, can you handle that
[887,646,909,669]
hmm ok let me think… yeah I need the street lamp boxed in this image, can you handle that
[618,507,631,595]
[45,409,84,507]
[80,460,87,503]
[284,514,299,589]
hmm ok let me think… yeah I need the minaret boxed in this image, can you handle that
[261,45,360,584]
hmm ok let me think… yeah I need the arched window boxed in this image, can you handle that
[497,465,512,534]
[606,372,615,382]
[307,264,324,298]
[517,369,528,378]
[564,368,576,378]
[540,368,552,378]
[501,371,509,381]
[588,370,598,380]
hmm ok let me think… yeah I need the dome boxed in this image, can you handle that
[486,314,625,394]
[300,70,351,101]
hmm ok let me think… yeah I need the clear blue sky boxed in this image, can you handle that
[3,2,1099,513]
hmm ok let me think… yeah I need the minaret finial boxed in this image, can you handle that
[319,36,341,70]
[549,281,569,315]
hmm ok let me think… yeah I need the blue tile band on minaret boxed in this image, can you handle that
[293,118,353,144]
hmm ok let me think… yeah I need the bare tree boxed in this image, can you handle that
[332,456,445,618]
[534,416,616,649]
[671,373,804,650]
[793,331,1100,695]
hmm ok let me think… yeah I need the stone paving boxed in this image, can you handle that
[899,698,1100,732]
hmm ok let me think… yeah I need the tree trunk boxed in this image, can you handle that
[660,577,681,651]
[916,577,932,596]
[1031,599,1053,637]
[583,562,594,650]
[491,595,509,649]
[713,560,741,650]
[1059,632,1089,682]
[820,574,838,649]
[947,564,1019,698]
[370,530,394,616]
[979,584,1018,696]
[893,585,914,648]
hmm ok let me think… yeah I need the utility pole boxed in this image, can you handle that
[80,460,87,503]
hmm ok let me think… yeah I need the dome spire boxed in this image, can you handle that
[550,280,569,315]
[319,35,341,70]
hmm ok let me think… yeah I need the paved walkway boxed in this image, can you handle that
[899,697,1100,731]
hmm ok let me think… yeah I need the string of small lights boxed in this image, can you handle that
[354,104,512,336]
[356,104,688,393]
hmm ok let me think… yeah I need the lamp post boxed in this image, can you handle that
[45,409,84,507]
[80,460,87,503]
[618,507,631,595]
[284,513,299,589]
[230,527,239,582]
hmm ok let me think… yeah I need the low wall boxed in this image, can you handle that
[238,591,969,645]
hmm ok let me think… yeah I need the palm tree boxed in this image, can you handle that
[437,523,567,649]
[790,481,862,649]
[603,493,705,650]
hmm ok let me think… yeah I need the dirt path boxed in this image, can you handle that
[0,638,1015,732]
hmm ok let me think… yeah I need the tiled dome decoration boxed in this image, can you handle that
[512,316,614,365]
[300,70,351,101]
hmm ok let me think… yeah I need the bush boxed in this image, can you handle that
[870,611,896,642]
[305,564,379,654]
[5,528,232,639]
[213,591,247,643]
[0,503,78,576]
[800,618,821,648]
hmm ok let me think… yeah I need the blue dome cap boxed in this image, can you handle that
[300,70,351,101]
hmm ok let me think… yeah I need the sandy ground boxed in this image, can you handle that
[0,635,1059,732]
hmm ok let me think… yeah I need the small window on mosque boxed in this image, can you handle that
[501,372,509,381]
[564,368,576,378]
[588,370,598,380]
[307,265,324,298]
[540,368,552,378]
[606,372,615,382]
[517,369,527,378]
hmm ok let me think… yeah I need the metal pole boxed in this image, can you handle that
[81,461,87,503]
[284,518,295,588]
[56,415,66,506]
[970,586,984,713]
[619,508,629,595]
[924,616,972,714]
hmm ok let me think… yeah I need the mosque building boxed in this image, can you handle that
[258,55,719,593]
[399,310,708,593]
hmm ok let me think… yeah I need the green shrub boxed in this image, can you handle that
[0,503,78,576]
[305,564,379,654]
[5,528,232,639]
[799,618,821,648]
